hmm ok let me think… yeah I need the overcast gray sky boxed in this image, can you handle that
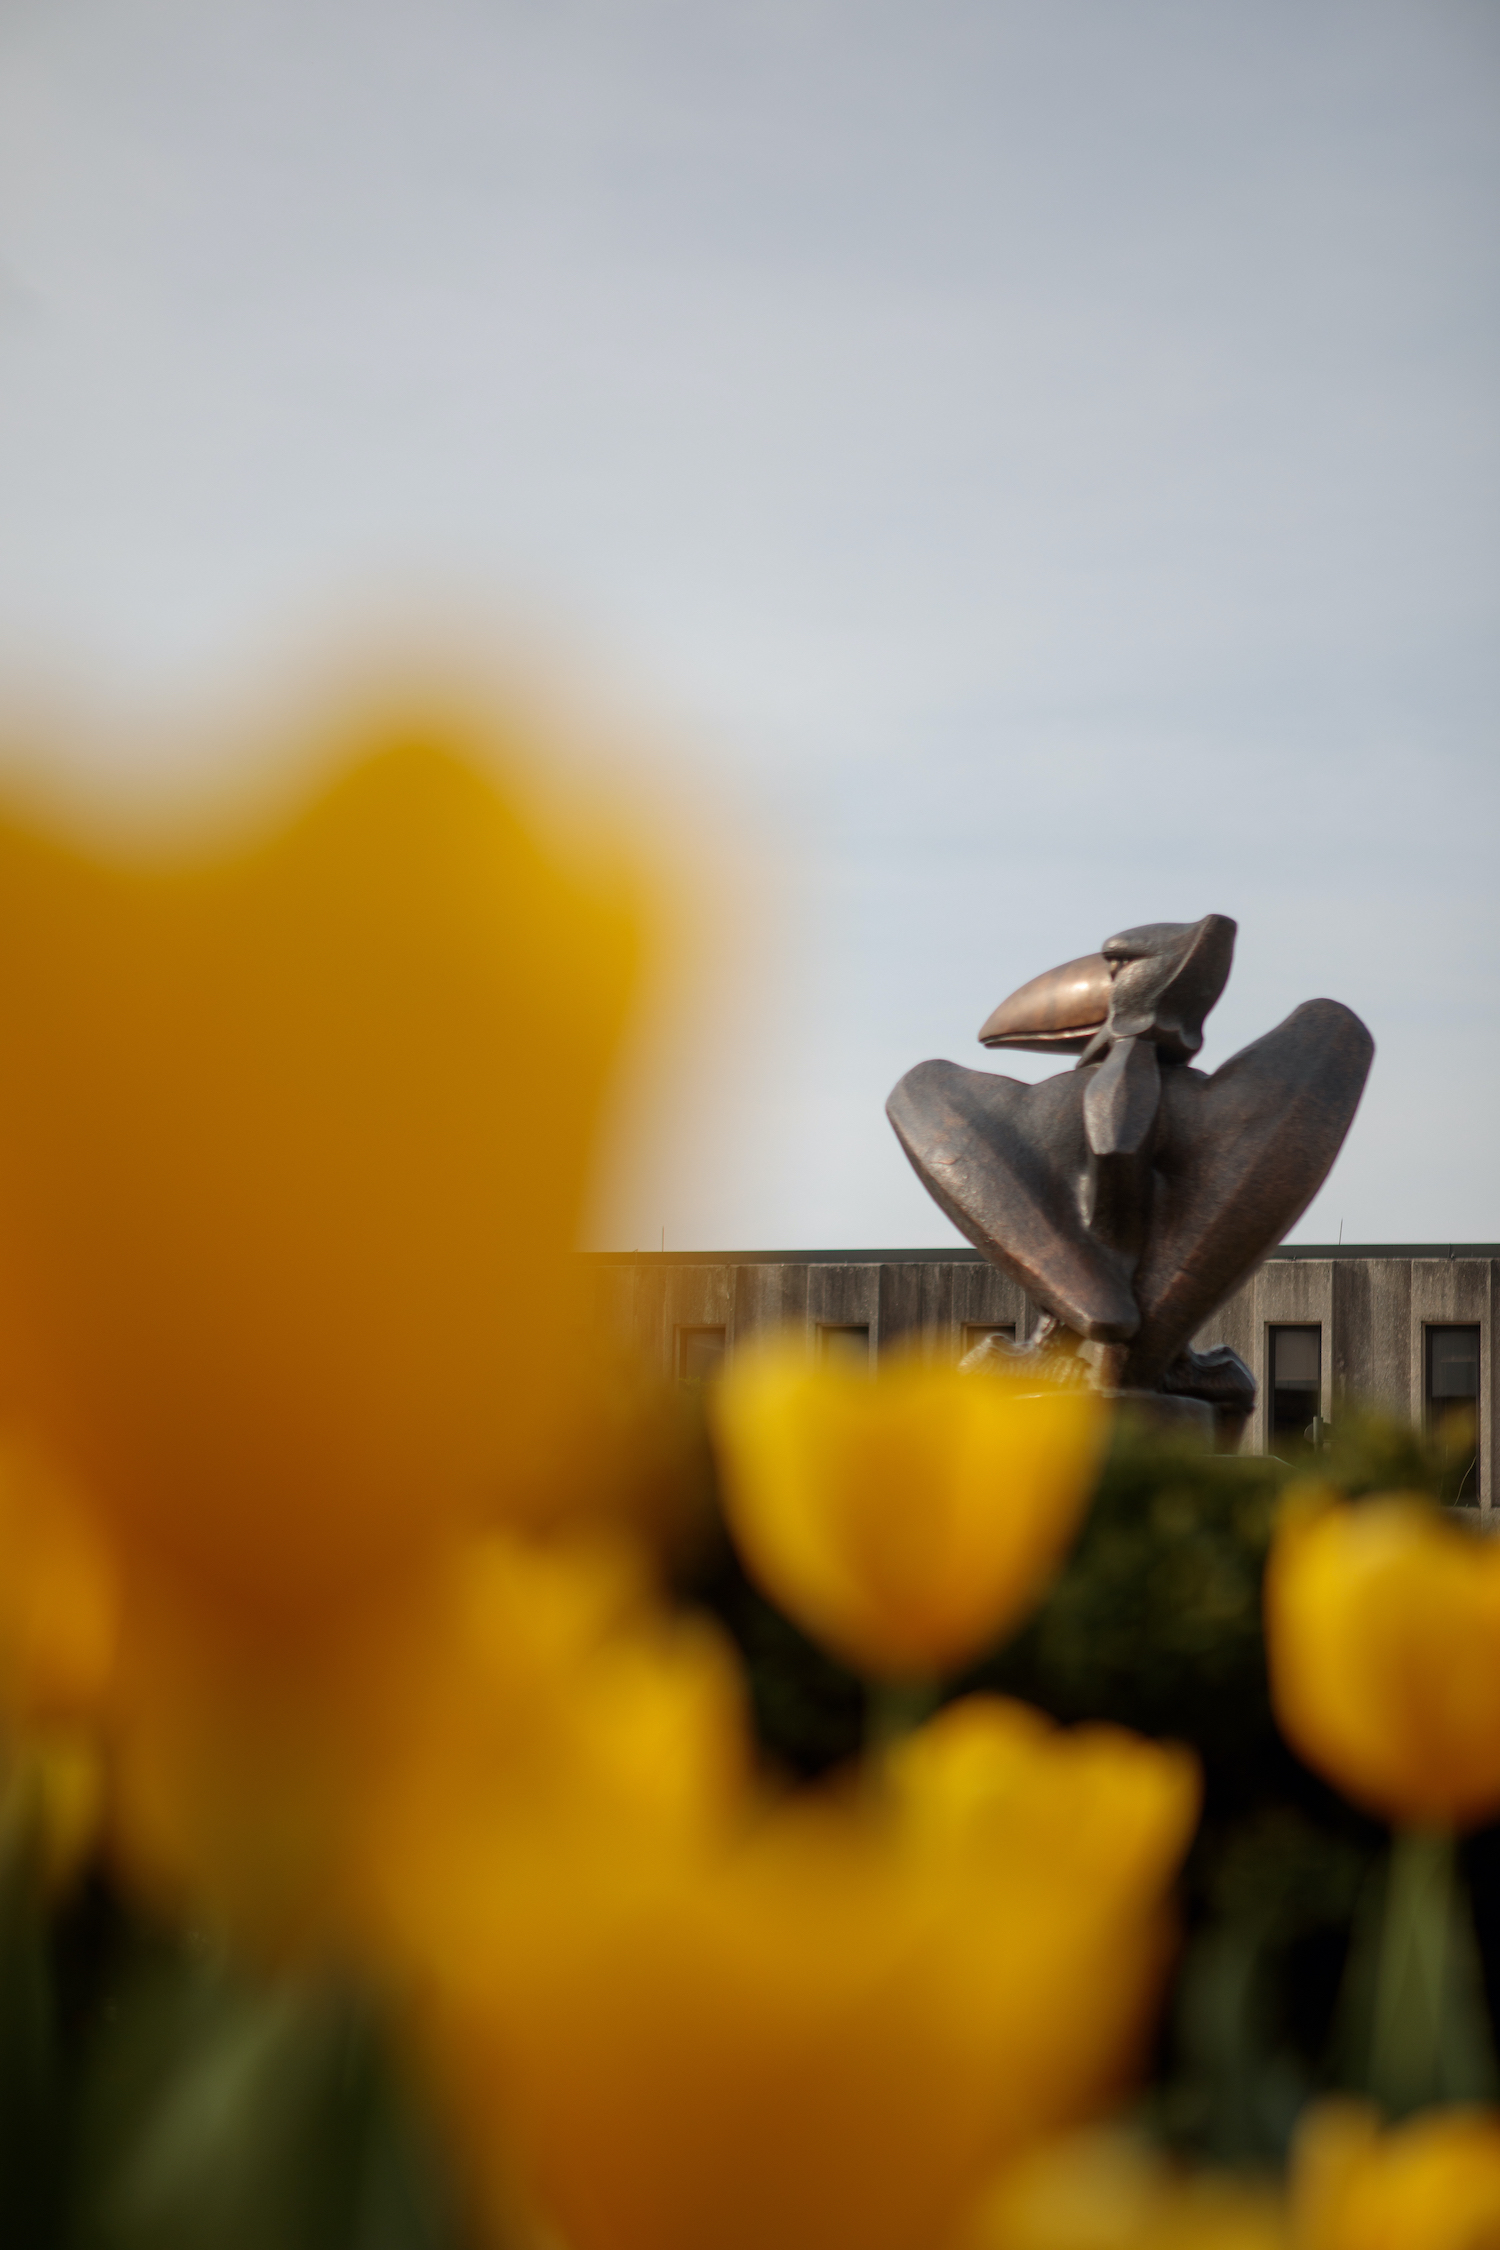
[1,0,1497,1249]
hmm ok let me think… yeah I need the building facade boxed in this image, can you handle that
[584,1245,1498,1512]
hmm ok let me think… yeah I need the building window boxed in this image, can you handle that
[962,1323,1016,1358]
[677,1326,726,1382]
[1426,1326,1480,1504]
[818,1323,871,1367]
[1269,1326,1321,1453]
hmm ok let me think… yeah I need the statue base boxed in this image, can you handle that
[1107,1389,1247,1454]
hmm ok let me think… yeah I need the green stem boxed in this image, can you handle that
[863,1677,941,1760]
[1370,1826,1453,2115]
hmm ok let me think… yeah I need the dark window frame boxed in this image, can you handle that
[1425,1324,1481,1505]
[1269,1323,1322,1454]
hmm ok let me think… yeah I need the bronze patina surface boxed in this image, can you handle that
[978,952,1112,1054]
[888,914,1374,1440]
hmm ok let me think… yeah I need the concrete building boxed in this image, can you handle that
[584,1245,1497,1511]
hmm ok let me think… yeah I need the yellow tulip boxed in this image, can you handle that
[711,1344,1106,1679]
[0,722,639,1608]
[408,1695,1198,2250]
[880,1695,1202,2145]
[886,1694,1201,1916]
[0,704,648,1933]
[1264,1494,1500,1829]
[349,1526,756,1959]
[954,2129,1287,2249]
[1290,2097,1500,2250]
[954,2100,1500,2250]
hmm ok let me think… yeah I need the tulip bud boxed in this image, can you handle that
[712,1345,1106,1681]
[1265,1492,1500,1830]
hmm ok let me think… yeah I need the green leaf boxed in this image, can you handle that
[66,1936,471,2250]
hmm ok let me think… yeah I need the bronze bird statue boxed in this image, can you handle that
[887,915,1373,1440]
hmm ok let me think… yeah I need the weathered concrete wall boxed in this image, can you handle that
[1193,1260,1337,1455]
[584,1246,1499,1511]
[1331,1259,1412,1422]
[588,1251,1032,1373]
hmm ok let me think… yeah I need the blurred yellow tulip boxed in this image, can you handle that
[349,1525,756,1959]
[1265,1494,1500,1828]
[1290,2097,1500,2250]
[0,721,639,1611]
[953,2099,1500,2250]
[711,1344,1106,1679]
[954,2128,1286,2249]
[411,1694,1197,2250]
[886,1694,1201,1913]
[0,702,654,1934]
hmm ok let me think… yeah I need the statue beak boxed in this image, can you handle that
[978,953,1113,1053]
